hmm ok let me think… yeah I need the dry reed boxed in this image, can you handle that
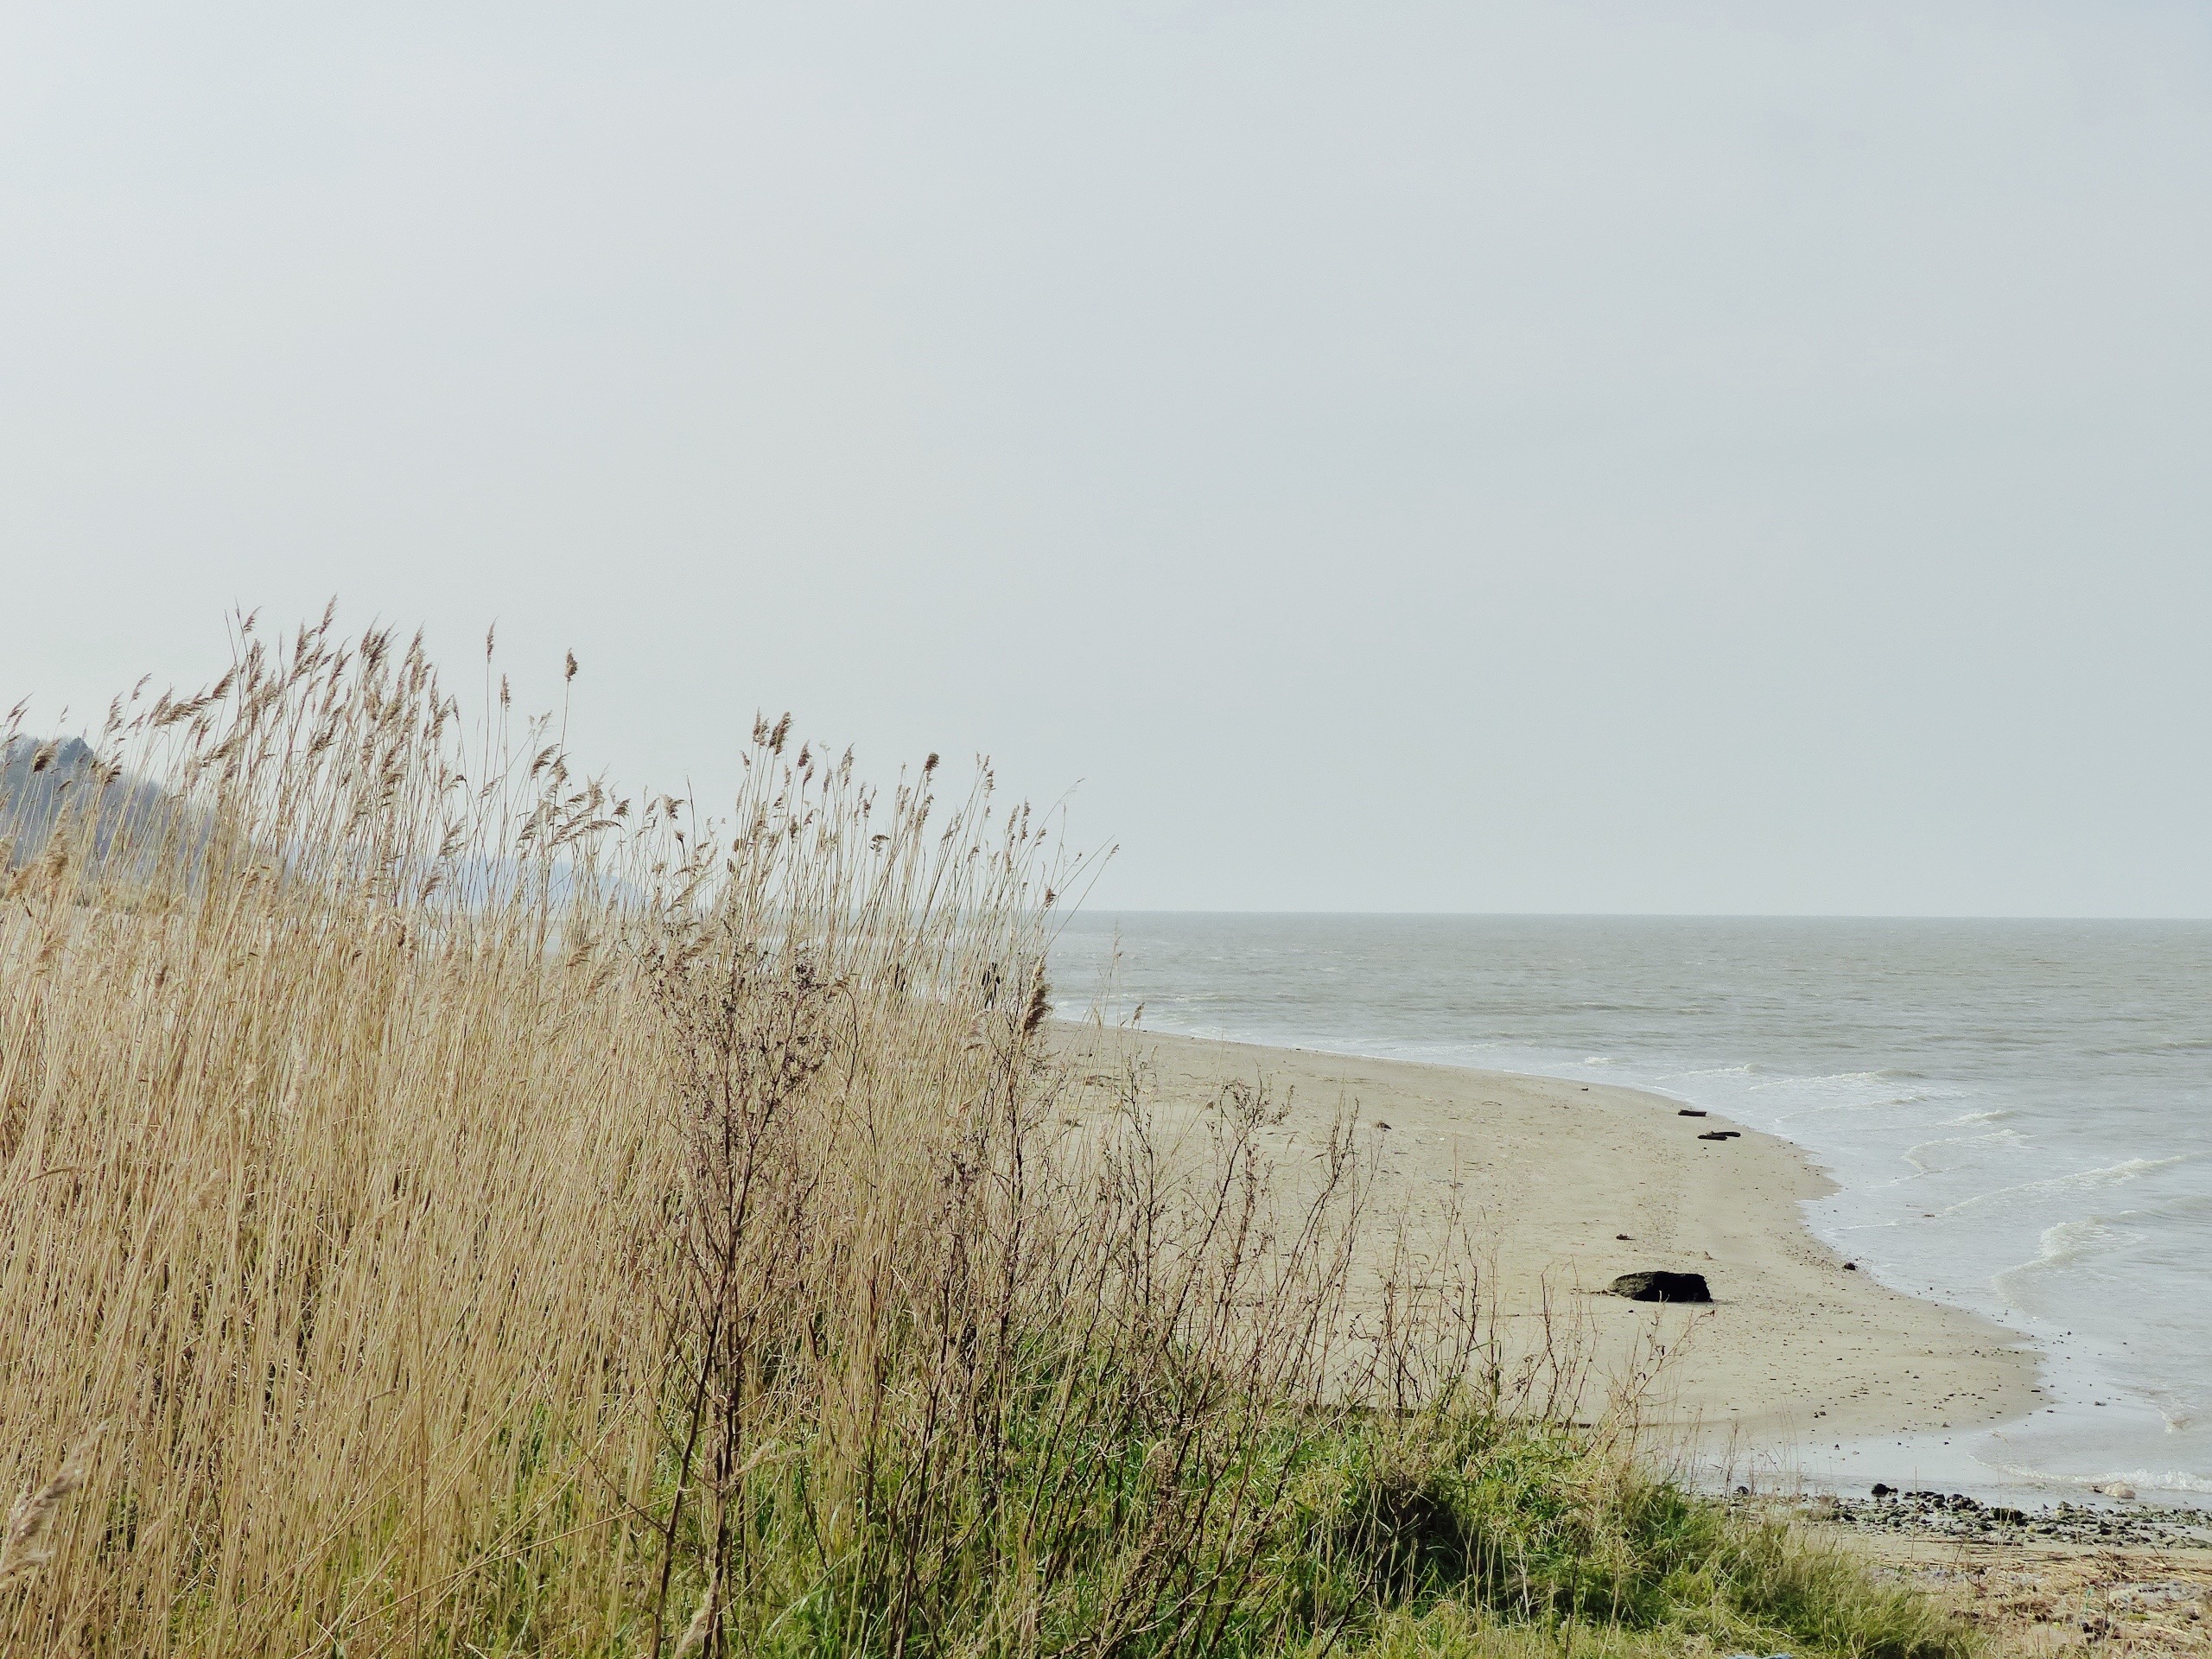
[0,614,1970,1659]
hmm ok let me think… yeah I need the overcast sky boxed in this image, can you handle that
[4,3,2208,913]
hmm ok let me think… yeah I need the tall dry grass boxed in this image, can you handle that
[0,615,1972,1659]
[3,619,678,1652]
[0,615,1382,1655]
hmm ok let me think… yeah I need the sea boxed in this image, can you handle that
[1047,914,2212,1505]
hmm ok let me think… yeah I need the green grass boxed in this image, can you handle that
[1281,1411,1967,1659]
[633,1361,1967,1659]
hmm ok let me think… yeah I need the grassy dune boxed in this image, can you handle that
[0,617,1970,1656]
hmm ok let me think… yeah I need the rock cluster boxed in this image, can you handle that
[1796,1490,2212,1548]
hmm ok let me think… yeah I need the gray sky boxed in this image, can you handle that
[4,3,2209,914]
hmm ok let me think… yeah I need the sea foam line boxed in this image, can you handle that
[1942,1156,2190,1214]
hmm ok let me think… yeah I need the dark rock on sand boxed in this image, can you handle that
[1606,1270,1711,1304]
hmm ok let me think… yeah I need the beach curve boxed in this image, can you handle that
[1066,1026,2042,1462]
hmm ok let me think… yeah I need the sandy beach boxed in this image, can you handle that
[1065,1026,2041,1459]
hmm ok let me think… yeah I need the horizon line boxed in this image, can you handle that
[1059,909,2212,922]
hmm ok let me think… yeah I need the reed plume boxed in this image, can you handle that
[0,1427,103,1592]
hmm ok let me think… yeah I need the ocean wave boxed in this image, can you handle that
[1734,1094,1971,1135]
[1764,1066,1930,1083]
[2077,1469,2212,1496]
[1942,1156,2193,1215]
[1903,1130,2029,1173]
[1991,1220,2145,1300]
[1746,1066,1956,1092]
[1984,1460,2212,1497]
[1747,1069,1892,1095]
[1746,1085,1973,1118]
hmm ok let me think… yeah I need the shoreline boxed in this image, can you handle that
[1069,1026,2044,1479]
